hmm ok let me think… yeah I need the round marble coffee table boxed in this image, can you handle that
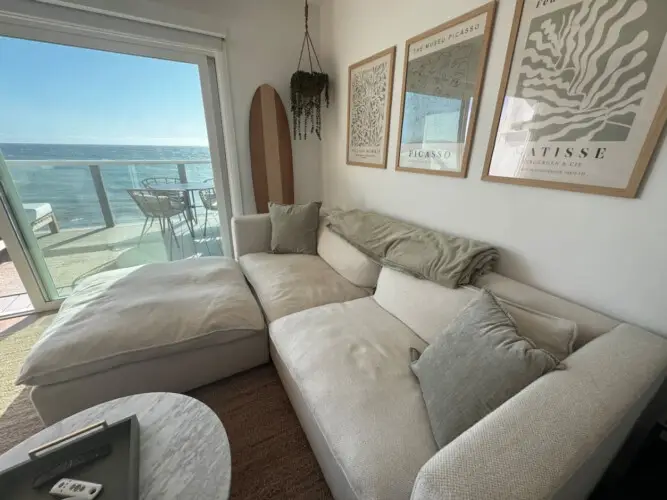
[0,393,231,499]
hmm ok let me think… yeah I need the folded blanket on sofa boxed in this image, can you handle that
[326,209,498,288]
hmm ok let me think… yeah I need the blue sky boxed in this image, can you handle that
[0,35,209,146]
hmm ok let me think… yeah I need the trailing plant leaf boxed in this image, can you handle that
[291,71,329,139]
[291,1,329,140]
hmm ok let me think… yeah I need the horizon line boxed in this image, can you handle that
[0,142,210,148]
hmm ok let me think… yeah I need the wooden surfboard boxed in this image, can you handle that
[249,84,294,213]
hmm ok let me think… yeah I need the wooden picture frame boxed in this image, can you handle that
[346,46,397,169]
[395,2,497,178]
[482,0,667,198]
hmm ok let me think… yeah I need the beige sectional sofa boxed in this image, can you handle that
[233,213,667,500]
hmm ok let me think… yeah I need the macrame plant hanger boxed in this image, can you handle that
[290,0,329,140]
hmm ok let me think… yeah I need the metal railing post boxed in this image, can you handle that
[89,164,115,228]
[177,163,188,183]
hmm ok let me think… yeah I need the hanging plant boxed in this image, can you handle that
[291,0,329,140]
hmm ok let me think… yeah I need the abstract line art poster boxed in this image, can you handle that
[347,46,396,168]
[483,0,667,197]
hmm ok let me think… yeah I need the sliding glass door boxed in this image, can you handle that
[0,13,233,309]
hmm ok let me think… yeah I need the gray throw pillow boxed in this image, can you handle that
[410,289,559,449]
[269,201,322,255]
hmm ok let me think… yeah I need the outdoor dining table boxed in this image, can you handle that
[146,182,213,222]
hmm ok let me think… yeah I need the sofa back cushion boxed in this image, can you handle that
[476,273,619,348]
[375,267,612,354]
[375,268,476,345]
[318,227,381,288]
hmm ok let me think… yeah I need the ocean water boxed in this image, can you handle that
[0,143,212,229]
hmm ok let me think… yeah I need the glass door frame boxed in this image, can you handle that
[0,185,54,312]
[0,7,241,311]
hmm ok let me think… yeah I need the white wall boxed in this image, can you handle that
[319,0,667,336]
[52,0,323,213]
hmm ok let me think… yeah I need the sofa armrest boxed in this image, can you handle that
[232,214,271,258]
[410,324,667,500]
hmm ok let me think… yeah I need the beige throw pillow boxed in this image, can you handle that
[269,201,321,255]
[464,286,577,361]
[500,299,578,361]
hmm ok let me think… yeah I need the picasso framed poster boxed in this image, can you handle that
[483,0,667,197]
[346,46,397,168]
[395,2,497,177]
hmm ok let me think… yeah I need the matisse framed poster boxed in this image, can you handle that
[483,0,667,197]
[396,2,497,177]
[346,46,396,168]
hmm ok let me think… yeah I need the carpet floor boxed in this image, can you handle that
[191,365,333,499]
[0,315,55,418]
[0,316,333,499]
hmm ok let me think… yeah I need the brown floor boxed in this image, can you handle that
[0,316,333,499]
[192,365,333,500]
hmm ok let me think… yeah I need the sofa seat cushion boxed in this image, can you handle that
[17,257,265,386]
[239,253,370,322]
[270,297,437,500]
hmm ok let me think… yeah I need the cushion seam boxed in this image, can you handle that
[19,326,265,386]
[30,331,268,388]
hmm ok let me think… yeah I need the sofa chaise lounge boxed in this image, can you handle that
[17,257,267,425]
[233,212,667,500]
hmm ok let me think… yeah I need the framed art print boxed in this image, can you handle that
[346,46,396,168]
[395,2,497,177]
[483,0,667,197]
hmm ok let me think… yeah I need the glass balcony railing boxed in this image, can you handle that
[3,160,223,296]
[6,160,215,230]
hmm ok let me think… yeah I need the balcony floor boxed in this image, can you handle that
[0,246,32,316]
[32,214,223,297]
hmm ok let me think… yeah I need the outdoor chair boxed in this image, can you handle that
[141,176,180,188]
[198,179,218,237]
[127,188,193,260]
[142,176,197,221]
[23,203,59,235]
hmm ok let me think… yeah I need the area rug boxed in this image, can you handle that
[191,365,333,500]
[0,315,54,418]
[0,315,54,453]
[0,315,53,455]
[0,316,332,499]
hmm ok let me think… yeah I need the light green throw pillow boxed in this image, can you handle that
[410,289,559,449]
[269,201,321,255]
